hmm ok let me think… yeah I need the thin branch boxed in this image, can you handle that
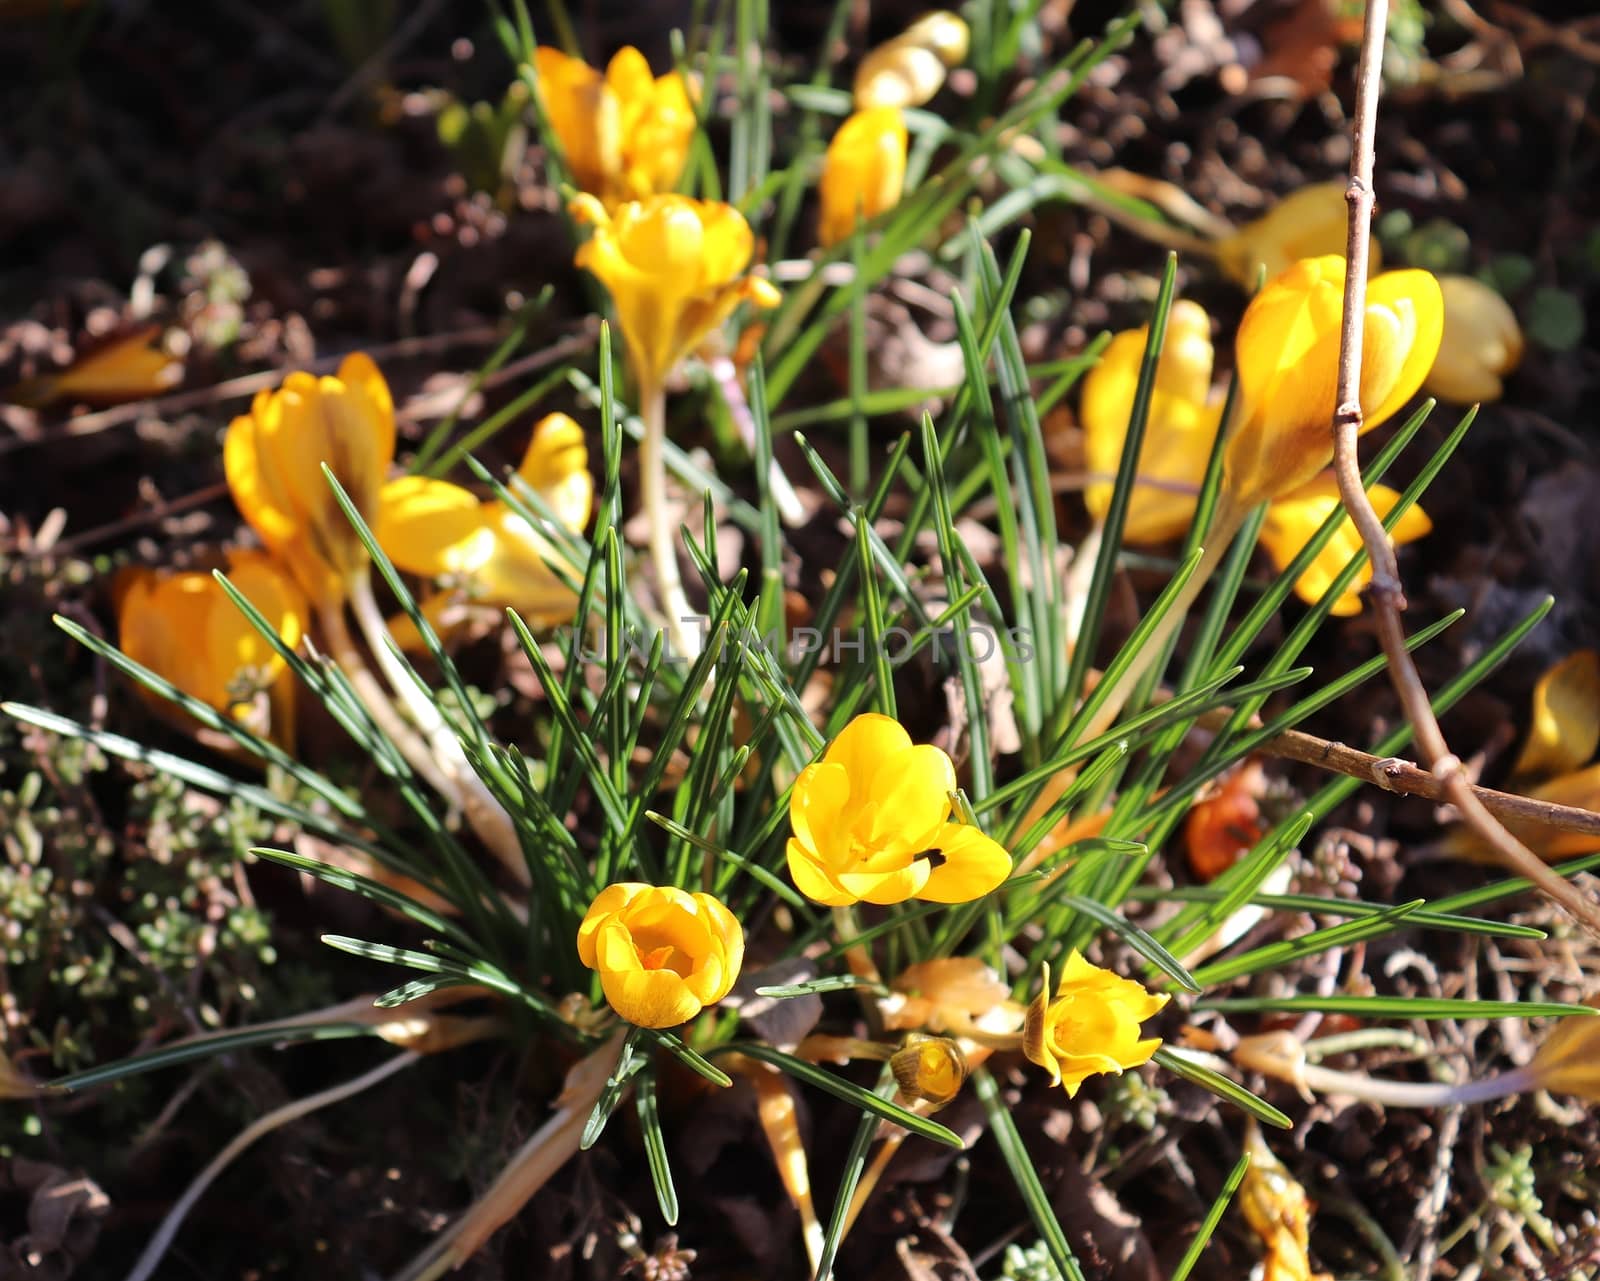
[1330,0,1600,935]
[1195,713,1600,840]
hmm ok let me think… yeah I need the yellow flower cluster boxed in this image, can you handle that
[118,352,593,751]
[1079,259,1441,614]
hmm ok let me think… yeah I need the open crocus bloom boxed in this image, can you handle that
[375,412,593,634]
[532,46,696,208]
[1256,472,1432,616]
[1080,299,1222,544]
[786,713,1012,906]
[117,549,307,750]
[577,882,744,1029]
[1023,951,1168,1097]
[571,193,782,389]
[224,352,396,610]
[818,107,908,248]
[1224,256,1443,511]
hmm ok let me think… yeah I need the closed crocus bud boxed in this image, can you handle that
[572,193,781,390]
[1079,299,1222,544]
[853,12,969,111]
[1023,952,1168,1097]
[891,1034,968,1106]
[375,413,594,636]
[1239,1123,1318,1281]
[903,11,970,65]
[1212,182,1363,290]
[1424,274,1524,404]
[533,46,697,208]
[9,325,181,408]
[818,107,908,248]
[576,883,744,1029]
[117,549,307,750]
[1257,472,1432,616]
[786,713,1012,906]
[1223,256,1443,512]
[224,352,396,610]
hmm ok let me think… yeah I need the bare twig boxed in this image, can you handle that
[1331,0,1600,934]
[1191,712,1600,841]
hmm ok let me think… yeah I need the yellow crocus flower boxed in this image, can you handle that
[533,46,696,209]
[577,882,744,1028]
[1424,274,1524,404]
[890,1035,968,1106]
[1022,951,1168,1097]
[786,712,1012,906]
[818,107,908,249]
[1079,299,1222,544]
[1224,256,1443,512]
[374,412,593,634]
[1257,473,1432,616]
[1211,182,1361,291]
[116,549,307,750]
[224,352,396,610]
[853,11,970,110]
[572,193,781,390]
[8,325,181,408]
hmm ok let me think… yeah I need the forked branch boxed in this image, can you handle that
[1331,0,1600,934]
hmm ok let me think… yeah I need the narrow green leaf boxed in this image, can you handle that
[1152,1048,1292,1129]
[720,1044,963,1147]
[1169,1150,1252,1281]
[1197,996,1598,1020]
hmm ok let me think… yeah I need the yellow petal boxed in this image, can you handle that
[1258,475,1431,616]
[1226,259,1443,509]
[918,823,1013,903]
[515,412,593,532]
[375,475,488,577]
[1513,651,1600,780]
[1080,301,1220,543]
[818,107,908,248]
[1424,274,1524,404]
[1212,182,1357,290]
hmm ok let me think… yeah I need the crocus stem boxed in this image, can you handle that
[1227,1034,1541,1108]
[638,376,701,661]
[1074,500,1247,746]
[317,601,461,805]
[345,573,529,887]
[832,905,884,989]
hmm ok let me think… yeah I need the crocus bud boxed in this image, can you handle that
[853,12,970,110]
[1212,182,1361,289]
[818,107,908,248]
[1257,473,1432,616]
[1223,256,1443,512]
[1424,274,1524,404]
[891,1034,968,1106]
[1079,299,1221,544]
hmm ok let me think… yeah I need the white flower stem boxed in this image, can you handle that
[639,376,701,661]
[317,599,461,804]
[345,572,529,886]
